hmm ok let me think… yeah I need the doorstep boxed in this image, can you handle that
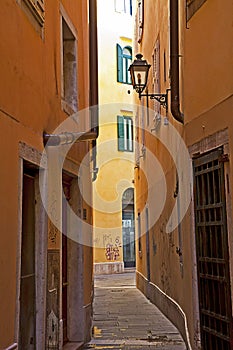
[63,342,83,350]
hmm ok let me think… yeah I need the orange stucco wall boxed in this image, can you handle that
[0,0,92,347]
[183,0,233,123]
[134,0,233,349]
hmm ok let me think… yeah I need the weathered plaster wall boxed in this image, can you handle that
[134,0,233,349]
[0,0,92,348]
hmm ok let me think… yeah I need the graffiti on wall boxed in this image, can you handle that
[105,235,121,261]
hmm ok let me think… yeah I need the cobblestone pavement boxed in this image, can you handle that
[82,271,186,350]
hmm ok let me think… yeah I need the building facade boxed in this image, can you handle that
[133,0,233,349]
[93,0,136,274]
[0,1,98,349]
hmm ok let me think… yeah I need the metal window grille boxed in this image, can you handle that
[193,148,233,350]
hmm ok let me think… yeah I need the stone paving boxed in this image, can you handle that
[82,270,186,350]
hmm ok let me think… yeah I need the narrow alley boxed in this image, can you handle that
[83,271,186,350]
[1,1,233,349]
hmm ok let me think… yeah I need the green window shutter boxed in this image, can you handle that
[117,44,123,82]
[117,115,125,151]
[130,119,134,151]
[127,117,133,151]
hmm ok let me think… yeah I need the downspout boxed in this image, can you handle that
[170,0,184,124]
[89,0,99,181]
[43,131,98,146]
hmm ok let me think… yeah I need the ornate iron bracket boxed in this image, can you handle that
[139,90,169,110]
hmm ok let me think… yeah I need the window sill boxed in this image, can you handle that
[117,81,132,85]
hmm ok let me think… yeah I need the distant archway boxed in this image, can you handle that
[122,188,135,268]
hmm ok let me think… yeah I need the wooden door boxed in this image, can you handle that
[62,175,71,344]
[19,172,36,349]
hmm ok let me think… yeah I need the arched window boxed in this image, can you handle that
[116,44,132,84]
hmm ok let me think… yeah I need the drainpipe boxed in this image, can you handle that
[89,0,99,181]
[170,0,184,124]
[43,131,98,146]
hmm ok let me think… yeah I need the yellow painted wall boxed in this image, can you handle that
[93,0,135,267]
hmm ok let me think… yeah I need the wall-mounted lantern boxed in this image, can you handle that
[128,53,168,110]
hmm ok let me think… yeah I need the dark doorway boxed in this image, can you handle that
[193,148,232,349]
[145,207,150,281]
[19,170,36,349]
[122,188,135,268]
[62,173,72,344]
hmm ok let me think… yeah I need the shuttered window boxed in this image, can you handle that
[117,116,133,152]
[18,0,45,35]
[186,0,207,21]
[22,0,45,26]
[117,44,123,82]
[137,0,144,43]
[152,40,161,114]
[116,44,132,84]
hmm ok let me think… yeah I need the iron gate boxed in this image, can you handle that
[193,148,232,350]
